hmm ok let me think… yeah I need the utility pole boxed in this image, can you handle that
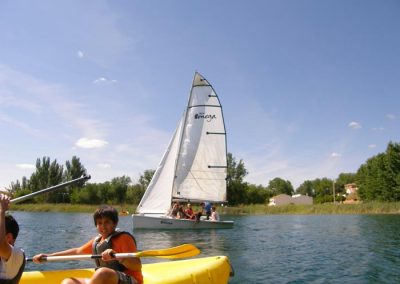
[333,180,336,204]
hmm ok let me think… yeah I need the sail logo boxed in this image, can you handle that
[194,113,216,122]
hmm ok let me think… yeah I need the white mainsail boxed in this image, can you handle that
[136,72,227,216]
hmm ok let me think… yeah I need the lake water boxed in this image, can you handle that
[12,211,400,283]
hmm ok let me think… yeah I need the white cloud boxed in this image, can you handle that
[372,127,384,131]
[330,152,342,158]
[77,50,84,58]
[97,163,111,169]
[386,113,396,120]
[0,64,107,139]
[93,77,117,84]
[368,144,376,149]
[75,137,108,149]
[16,163,35,169]
[0,112,42,137]
[0,93,41,113]
[348,121,362,129]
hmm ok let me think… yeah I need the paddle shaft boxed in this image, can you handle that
[10,175,91,204]
[27,253,138,262]
[27,244,200,262]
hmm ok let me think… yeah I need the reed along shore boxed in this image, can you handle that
[10,202,400,215]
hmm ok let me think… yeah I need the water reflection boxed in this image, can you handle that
[134,225,230,264]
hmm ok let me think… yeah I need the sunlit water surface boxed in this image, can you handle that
[12,212,400,283]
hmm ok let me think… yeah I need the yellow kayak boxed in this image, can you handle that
[21,256,233,284]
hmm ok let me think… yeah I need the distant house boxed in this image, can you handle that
[268,194,313,206]
[292,194,313,205]
[345,183,358,195]
[344,183,360,204]
[268,194,292,206]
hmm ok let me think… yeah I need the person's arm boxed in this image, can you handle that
[0,194,12,260]
[102,248,142,271]
[32,240,92,263]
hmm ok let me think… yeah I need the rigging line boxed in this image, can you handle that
[186,170,208,194]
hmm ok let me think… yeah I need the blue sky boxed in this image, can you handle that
[0,0,399,189]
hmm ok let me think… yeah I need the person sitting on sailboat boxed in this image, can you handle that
[195,202,210,221]
[204,202,212,220]
[184,204,195,219]
[210,206,220,222]
[168,202,179,218]
[176,205,186,219]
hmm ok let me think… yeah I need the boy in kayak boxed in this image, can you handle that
[0,194,25,283]
[33,205,143,284]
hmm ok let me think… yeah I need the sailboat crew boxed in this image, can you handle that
[0,194,25,284]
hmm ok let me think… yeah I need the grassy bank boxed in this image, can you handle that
[221,202,400,215]
[10,202,400,215]
[10,203,136,214]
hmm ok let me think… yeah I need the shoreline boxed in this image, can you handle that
[10,202,400,215]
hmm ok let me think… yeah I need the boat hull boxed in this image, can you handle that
[21,256,232,284]
[132,215,234,229]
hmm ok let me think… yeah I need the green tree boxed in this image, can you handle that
[126,184,146,207]
[335,173,356,195]
[60,156,88,203]
[312,177,334,203]
[65,156,87,182]
[9,176,31,200]
[138,170,155,190]
[384,142,400,200]
[227,180,247,205]
[28,157,63,202]
[226,153,248,205]
[111,176,131,204]
[70,183,100,204]
[226,153,248,187]
[246,184,269,204]
[357,142,400,201]
[296,180,314,196]
[267,177,294,196]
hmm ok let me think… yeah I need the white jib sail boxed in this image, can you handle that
[136,118,184,215]
[172,73,227,202]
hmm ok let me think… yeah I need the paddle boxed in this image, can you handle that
[10,175,91,204]
[27,244,200,262]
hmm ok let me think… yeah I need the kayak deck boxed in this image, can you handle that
[21,256,233,284]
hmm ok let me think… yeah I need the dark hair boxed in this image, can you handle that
[93,205,119,226]
[5,215,19,240]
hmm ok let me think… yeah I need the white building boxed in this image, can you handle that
[268,194,313,206]
[345,183,358,195]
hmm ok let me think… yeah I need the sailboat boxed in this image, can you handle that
[132,72,234,229]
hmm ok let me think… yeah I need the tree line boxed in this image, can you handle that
[8,141,400,206]
[227,141,400,205]
[9,156,153,206]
